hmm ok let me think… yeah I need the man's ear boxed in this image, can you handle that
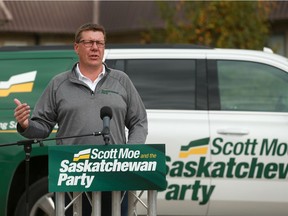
[74,43,79,55]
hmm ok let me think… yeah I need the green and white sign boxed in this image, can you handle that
[48,144,166,192]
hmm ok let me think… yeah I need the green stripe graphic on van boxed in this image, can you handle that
[0,71,37,97]
[179,137,210,158]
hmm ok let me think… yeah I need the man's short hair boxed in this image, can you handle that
[75,23,106,43]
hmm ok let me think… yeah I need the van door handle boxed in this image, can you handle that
[217,128,249,136]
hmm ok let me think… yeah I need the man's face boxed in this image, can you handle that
[74,30,105,69]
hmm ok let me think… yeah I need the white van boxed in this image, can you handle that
[104,45,288,216]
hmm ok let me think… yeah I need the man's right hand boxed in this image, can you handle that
[14,98,30,129]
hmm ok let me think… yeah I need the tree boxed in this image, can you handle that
[142,1,273,49]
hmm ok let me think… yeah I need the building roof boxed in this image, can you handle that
[0,1,287,34]
[100,1,162,33]
[270,1,288,21]
[0,0,162,34]
[0,0,94,33]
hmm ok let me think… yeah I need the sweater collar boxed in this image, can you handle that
[70,62,111,81]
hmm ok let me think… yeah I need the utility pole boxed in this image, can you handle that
[0,0,13,26]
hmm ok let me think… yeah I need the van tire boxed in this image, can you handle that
[14,177,55,216]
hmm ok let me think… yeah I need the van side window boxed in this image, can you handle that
[105,59,125,71]
[106,59,196,110]
[217,60,288,112]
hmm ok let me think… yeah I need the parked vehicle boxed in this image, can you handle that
[0,45,287,216]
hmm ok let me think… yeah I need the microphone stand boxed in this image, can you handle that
[102,128,110,145]
[0,131,104,216]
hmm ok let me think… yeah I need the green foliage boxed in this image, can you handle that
[143,1,273,49]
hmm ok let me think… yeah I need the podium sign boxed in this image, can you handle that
[48,144,166,192]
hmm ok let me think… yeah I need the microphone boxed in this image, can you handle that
[100,106,113,145]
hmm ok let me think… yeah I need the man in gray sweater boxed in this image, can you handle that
[14,23,148,216]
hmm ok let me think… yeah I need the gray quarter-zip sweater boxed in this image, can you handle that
[18,63,148,145]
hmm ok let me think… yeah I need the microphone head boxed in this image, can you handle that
[100,106,113,119]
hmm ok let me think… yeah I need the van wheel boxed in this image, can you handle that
[14,177,55,216]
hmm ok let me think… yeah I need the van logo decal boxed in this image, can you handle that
[179,137,210,158]
[73,148,91,162]
[0,71,37,97]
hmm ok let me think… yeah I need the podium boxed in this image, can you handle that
[49,144,166,216]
